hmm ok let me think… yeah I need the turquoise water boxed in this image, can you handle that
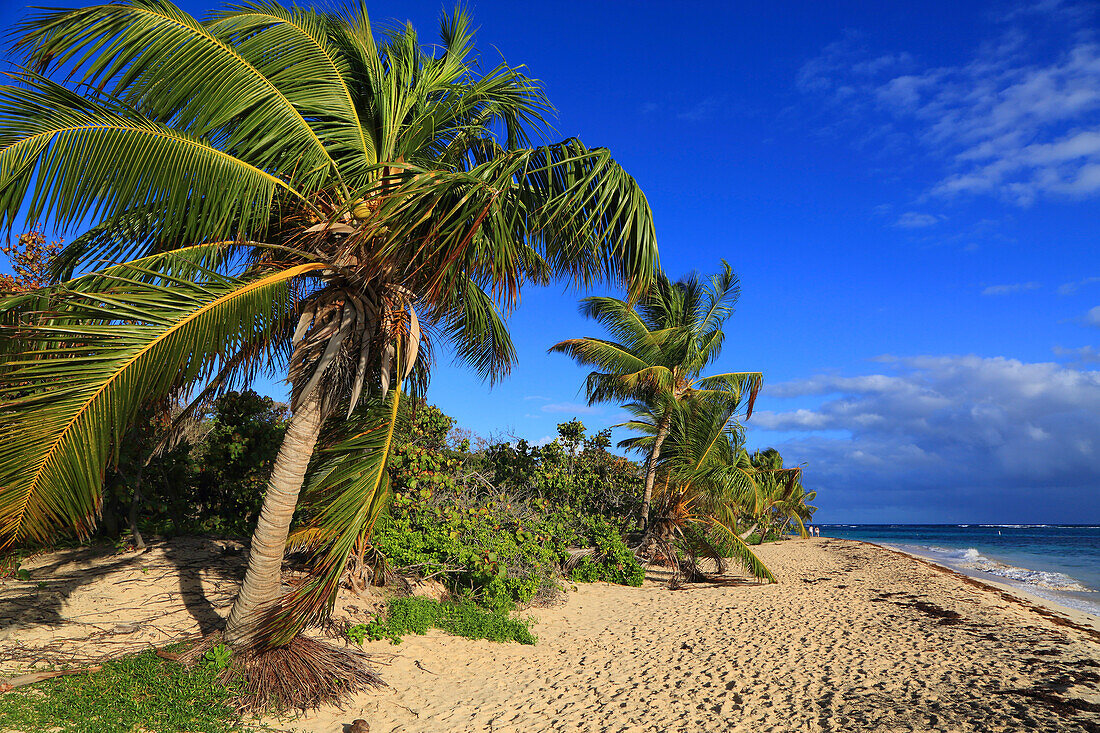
[817,524,1100,616]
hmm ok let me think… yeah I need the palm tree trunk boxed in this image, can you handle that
[128,472,145,551]
[224,391,324,650]
[640,410,673,528]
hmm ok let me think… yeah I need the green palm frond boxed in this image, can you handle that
[577,296,658,353]
[708,517,775,582]
[366,139,657,308]
[439,274,517,383]
[693,371,763,417]
[14,0,338,191]
[0,73,302,239]
[0,259,323,546]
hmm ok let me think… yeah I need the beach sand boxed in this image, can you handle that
[2,537,1099,731]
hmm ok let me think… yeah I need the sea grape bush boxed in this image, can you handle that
[371,490,643,611]
[191,391,288,533]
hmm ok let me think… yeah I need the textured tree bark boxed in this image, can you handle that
[128,469,145,551]
[639,410,673,528]
[224,391,324,649]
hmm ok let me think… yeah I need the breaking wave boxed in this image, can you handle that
[891,544,1095,594]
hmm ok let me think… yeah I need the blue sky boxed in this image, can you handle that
[3,0,1100,522]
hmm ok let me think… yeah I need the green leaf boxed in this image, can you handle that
[0,257,324,546]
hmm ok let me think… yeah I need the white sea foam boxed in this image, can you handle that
[891,543,1096,594]
[977,524,1051,529]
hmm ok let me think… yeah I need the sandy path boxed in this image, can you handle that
[270,539,1100,732]
[3,538,1099,731]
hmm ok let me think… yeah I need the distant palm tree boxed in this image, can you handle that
[0,0,658,666]
[619,399,774,582]
[747,449,815,543]
[550,261,760,526]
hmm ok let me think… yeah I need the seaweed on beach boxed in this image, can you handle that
[869,543,1100,643]
[870,590,965,625]
[906,599,963,625]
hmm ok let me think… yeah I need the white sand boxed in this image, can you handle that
[3,537,1099,732]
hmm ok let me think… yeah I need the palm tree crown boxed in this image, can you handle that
[550,261,760,525]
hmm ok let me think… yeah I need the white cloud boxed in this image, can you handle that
[754,355,1100,520]
[1058,275,1100,295]
[1053,344,1100,363]
[676,95,727,122]
[540,402,601,415]
[798,4,1100,205]
[981,281,1041,295]
[894,212,941,228]
[1085,305,1100,326]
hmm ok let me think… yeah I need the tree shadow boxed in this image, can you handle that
[0,545,148,637]
[0,537,245,647]
[160,536,245,635]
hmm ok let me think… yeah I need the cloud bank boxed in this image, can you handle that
[752,355,1100,522]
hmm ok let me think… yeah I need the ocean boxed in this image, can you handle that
[817,524,1100,616]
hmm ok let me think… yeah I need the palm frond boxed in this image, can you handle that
[708,517,776,582]
[14,0,338,191]
[0,73,301,239]
[0,258,323,546]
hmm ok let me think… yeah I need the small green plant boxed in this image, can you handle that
[366,597,536,646]
[0,647,250,732]
[15,568,31,581]
[346,623,369,645]
[203,643,232,671]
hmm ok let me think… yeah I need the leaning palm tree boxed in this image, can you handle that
[550,261,760,526]
[0,0,657,696]
[618,398,775,583]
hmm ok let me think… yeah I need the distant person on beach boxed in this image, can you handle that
[815,526,821,537]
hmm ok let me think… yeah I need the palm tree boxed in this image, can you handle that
[618,398,775,583]
[550,261,760,526]
[0,0,658,677]
[747,448,815,543]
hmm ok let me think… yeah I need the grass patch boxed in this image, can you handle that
[0,647,258,733]
[359,597,536,645]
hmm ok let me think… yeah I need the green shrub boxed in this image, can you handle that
[365,597,536,645]
[372,492,563,611]
[372,489,644,610]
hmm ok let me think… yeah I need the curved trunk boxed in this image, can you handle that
[639,410,673,528]
[224,391,324,650]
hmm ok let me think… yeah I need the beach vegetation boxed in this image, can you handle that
[620,398,776,583]
[0,0,657,705]
[0,230,61,294]
[743,448,816,543]
[333,414,644,610]
[0,647,254,733]
[357,596,536,645]
[550,261,761,527]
